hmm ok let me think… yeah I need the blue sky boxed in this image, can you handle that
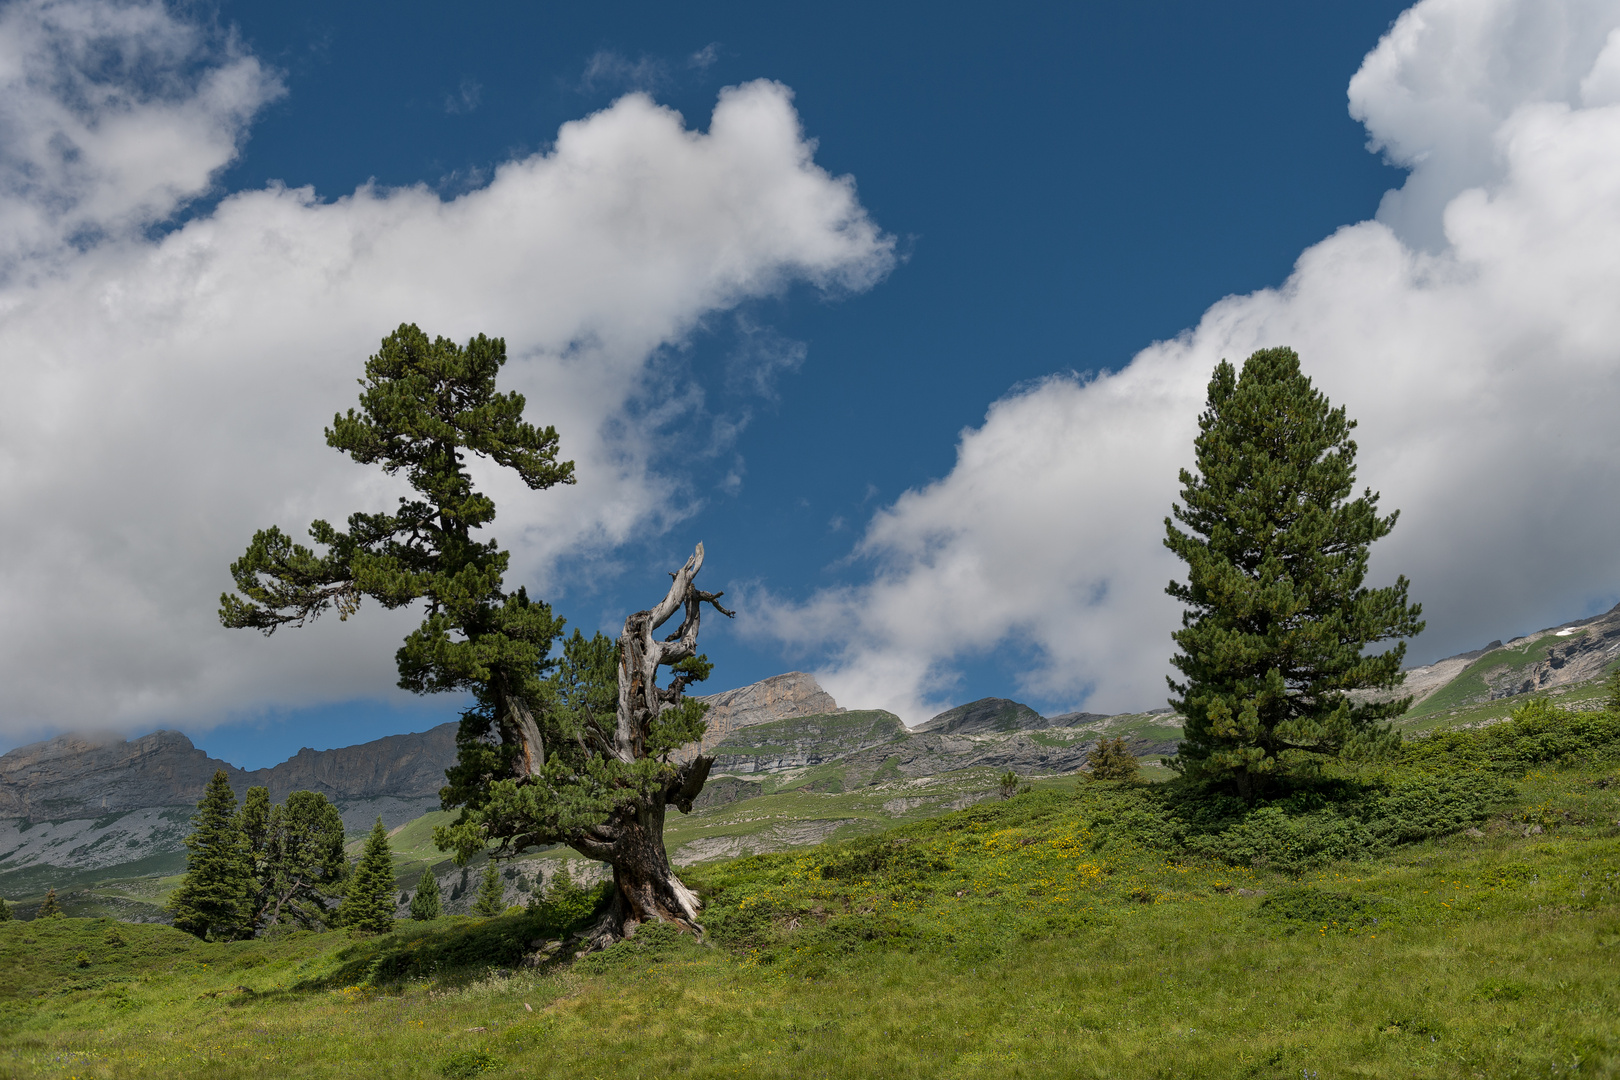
[2,0,1619,767]
[201,0,1407,764]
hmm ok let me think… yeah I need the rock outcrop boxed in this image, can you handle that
[0,730,254,821]
[692,671,842,751]
[708,710,906,774]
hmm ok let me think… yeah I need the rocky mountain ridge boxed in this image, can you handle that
[0,725,458,822]
[1399,601,1620,713]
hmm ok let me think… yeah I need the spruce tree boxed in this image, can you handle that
[1164,348,1424,799]
[0,896,11,921]
[409,868,442,921]
[35,888,62,918]
[338,817,396,933]
[167,770,250,939]
[472,860,505,917]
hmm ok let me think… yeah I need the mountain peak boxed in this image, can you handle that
[916,697,1045,735]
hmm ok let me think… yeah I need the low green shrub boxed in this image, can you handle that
[816,837,951,881]
[1256,886,1386,932]
[573,922,700,975]
[438,1049,504,1078]
[1403,697,1620,774]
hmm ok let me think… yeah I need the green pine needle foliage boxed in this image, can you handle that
[257,790,348,931]
[0,896,12,922]
[471,861,505,918]
[338,818,397,934]
[1085,737,1141,782]
[166,770,250,940]
[1164,348,1424,798]
[410,869,442,921]
[35,888,62,919]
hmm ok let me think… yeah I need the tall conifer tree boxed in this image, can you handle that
[0,896,11,921]
[1164,348,1424,798]
[35,888,62,918]
[221,323,728,948]
[168,770,250,939]
[238,785,273,929]
[338,817,396,933]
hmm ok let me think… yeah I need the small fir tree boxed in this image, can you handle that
[0,896,12,921]
[1606,668,1620,713]
[472,860,505,917]
[338,817,396,933]
[409,868,442,921]
[36,889,63,918]
[1165,348,1424,799]
[167,770,250,939]
[1084,737,1141,782]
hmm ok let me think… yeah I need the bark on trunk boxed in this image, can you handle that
[572,796,703,952]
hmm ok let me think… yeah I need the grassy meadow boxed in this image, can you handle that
[3,702,1619,1080]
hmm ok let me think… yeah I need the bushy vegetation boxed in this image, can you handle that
[1402,695,1620,774]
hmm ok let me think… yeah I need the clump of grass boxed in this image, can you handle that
[438,1049,504,1077]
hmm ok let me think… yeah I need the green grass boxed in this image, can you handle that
[3,742,1617,1078]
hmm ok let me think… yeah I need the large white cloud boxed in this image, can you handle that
[0,0,893,737]
[751,0,1620,724]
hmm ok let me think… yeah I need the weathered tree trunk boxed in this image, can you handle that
[568,542,730,950]
[572,797,703,951]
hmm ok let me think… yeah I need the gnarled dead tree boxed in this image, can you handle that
[435,542,733,947]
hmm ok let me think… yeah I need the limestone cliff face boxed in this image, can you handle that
[0,724,458,822]
[257,725,457,803]
[691,672,842,753]
[708,710,906,774]
[0,730,254,821]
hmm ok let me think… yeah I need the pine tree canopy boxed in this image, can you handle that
[339,817,397,934]
[167,770,250,940]
[219,324,575,784]
[219,323,725,943]
[1085,737,1140,782]
[263,791,348,930]
[1164,347,1424,798]
[36,888,62,918]
[0,896,11,921]
[239,785,273,928]
[409,868,442,921]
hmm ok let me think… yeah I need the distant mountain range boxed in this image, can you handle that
[4,599,1616,915]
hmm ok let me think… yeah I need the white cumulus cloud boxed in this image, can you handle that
[0,0,893,739]
[750,0,1620,725]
